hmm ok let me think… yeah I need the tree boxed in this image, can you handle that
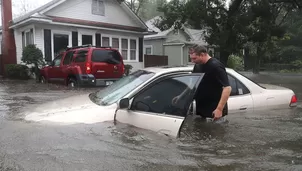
[271,10,302,63]
[155,0,299,68]
[156,0,252,65]
[124,0,146,15]
[12,0,37,18]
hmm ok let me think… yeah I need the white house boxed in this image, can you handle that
[0,0,151,71]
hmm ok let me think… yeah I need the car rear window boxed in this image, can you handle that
[91,49,121,64]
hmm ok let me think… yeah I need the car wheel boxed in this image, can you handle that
[68,77,78,88]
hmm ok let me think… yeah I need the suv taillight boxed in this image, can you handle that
[86,62,91,74]
[290,94,297,107]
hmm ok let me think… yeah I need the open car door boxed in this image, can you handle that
[114,73,204,138]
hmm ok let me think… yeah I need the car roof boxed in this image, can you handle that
[66,45,115,51]
[142,65,234,75]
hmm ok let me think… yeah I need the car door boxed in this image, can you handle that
[48,54,63,83]
[227,74,254,114]
[115,73,204,138]
[61,50,75,83]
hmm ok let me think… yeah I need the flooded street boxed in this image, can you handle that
[0,73,302,171]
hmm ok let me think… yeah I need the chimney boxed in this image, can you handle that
[0,0,17,75]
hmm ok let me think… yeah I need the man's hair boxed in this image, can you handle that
[189,44,207,55]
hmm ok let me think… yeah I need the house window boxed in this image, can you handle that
[53,33,69,57]
[102,37,110,47]
[92,0,105,16]
[82,35,93,45]
[101,35,138,61]
[112,38,119,50]
[144,45,152,55]
[121,38,128,60]
[130,39,136,60]
[22,29,34,48]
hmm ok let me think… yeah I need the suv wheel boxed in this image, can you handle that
[68,77,78,88]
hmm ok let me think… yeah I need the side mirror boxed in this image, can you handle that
[119,98,130,109]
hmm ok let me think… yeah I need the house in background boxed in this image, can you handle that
[143,16,217,66]
[0,0,152,74]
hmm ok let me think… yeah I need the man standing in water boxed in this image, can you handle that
[173,44,231,121]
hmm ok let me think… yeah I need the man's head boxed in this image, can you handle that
[189,44,210,64]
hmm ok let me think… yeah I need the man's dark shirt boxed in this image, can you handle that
[192,57,230,118]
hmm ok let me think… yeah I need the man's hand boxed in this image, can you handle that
[212,108,223,120]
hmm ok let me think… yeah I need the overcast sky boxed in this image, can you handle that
[1,0,231,25]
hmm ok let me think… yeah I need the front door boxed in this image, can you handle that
[115,73,204,137]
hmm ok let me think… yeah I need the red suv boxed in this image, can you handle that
[39,45,125,87]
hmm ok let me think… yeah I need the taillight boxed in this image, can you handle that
[122,66,125,74]
[86,62,91,74]
[290,94,297,107]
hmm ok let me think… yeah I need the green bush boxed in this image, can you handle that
[4,64,30,80]
[124,64,133,76]
[227,54,244,71]
[291,60,302,70]
[21,44,45,80]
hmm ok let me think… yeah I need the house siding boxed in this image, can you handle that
[14,30,23,64]
[35,27,44,58]
[144,39,165,56]
[164,45,182,66]
[45,0,141,28]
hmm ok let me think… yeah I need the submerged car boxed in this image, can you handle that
[25,65,298,137]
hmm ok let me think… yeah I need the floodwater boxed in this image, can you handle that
[0,73,301,171]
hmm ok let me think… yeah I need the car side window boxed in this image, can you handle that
[53,54,63,67]
[63,51,75,65]
[130,75,200,117]
[74,50,88,63]
[228,74,250,96]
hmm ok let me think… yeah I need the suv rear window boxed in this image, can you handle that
[91,49,121,64]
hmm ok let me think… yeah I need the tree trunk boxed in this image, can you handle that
[253,44,261,74]
[243,47,249,71]
[219,50,230,67]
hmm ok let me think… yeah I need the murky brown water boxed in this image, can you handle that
[0,73,301,171]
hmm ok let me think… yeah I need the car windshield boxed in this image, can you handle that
[89,70,155,106]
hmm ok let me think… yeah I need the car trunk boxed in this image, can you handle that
[90,49,124,79]
[258,83,291,90]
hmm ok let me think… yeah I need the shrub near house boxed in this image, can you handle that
[4,44,45,80]
[4,64,30,80]
[22,44,45,81]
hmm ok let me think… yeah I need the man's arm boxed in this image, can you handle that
[217,86,231,111]
[215,66,232,111]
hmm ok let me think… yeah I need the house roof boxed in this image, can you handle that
[144,16,174,39]
[144,16,208,45]
[1,0,150,33]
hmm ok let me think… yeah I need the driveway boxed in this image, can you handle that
[0,75,301,171]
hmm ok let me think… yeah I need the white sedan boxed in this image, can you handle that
[24,66,298,137]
